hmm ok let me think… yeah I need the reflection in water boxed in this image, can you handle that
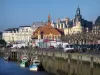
[0,58,50,75]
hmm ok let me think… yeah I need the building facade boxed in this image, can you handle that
[53,6,93,35]
[2,28,19,43]
[92,16,100,34]
[18,26,33,43]
[2,26,33,43]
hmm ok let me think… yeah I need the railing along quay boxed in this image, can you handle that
[36,49,100,64]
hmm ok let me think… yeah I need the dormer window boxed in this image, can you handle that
[26,29,28,32]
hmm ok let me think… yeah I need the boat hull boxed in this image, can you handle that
[4,57,8,60]
[29,65,38,71]
[20,63,25,68]
[29,67,38,71]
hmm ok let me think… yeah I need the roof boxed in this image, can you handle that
[55,28,64,35]
[4,28,19,31]
[33,22,64,35]
[19,26,31,27]
[0,32,2,35]
[33,21,47,25]
[95,16,100,25]
[31,22,47,29]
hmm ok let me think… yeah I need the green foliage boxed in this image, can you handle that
[0,39,7,46]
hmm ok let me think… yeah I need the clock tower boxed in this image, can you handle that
[75,6,82,24]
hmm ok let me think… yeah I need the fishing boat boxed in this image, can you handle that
[29,57,40,71]
[20,55,28,68]
[20,61,26,68]
[4,56,9,61]
[4,52,9,61]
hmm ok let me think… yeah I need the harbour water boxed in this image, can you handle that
[0,58,51,75]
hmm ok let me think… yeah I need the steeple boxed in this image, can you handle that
[75,6,82,25]
[76,5,80,15]
[48,13,51,23]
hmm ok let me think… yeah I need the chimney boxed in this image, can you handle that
[66,17,69,25]
[48,14,51,23]
[73,19,75,26]
[57,18,60,23]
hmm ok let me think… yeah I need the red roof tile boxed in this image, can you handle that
[33,22,63,35]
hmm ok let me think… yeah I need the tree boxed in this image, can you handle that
[0,39,7,46]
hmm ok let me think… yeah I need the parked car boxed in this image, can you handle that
[49,46,55,49]
[97,44,100,50]
[20,46,25,49]
[63,45,75,53]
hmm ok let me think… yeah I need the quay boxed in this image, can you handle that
[2,48,100,75]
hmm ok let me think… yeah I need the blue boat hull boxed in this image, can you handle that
[29,64,38,71]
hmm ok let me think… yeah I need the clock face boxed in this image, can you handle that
[77,10,80,14]
[78,11,79,13]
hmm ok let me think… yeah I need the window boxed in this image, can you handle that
[22,29,24,32]
[61,24,63,29]
[66,45,70,48]
[55,36,57,40]
[55,25,57,28]
[58,36,60,39]
[26,29,28,32]
[49,36,51,39]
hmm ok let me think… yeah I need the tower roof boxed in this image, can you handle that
[76,5,81,15]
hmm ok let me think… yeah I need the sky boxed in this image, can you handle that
[0,0,100,31]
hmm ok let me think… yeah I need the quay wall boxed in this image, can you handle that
[7,49,100,75]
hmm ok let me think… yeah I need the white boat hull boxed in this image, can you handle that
[29,67,38,71]
[4,57,8,60]
[20,63,25,68]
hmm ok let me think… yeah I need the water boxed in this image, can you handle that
[0,58,51,75]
